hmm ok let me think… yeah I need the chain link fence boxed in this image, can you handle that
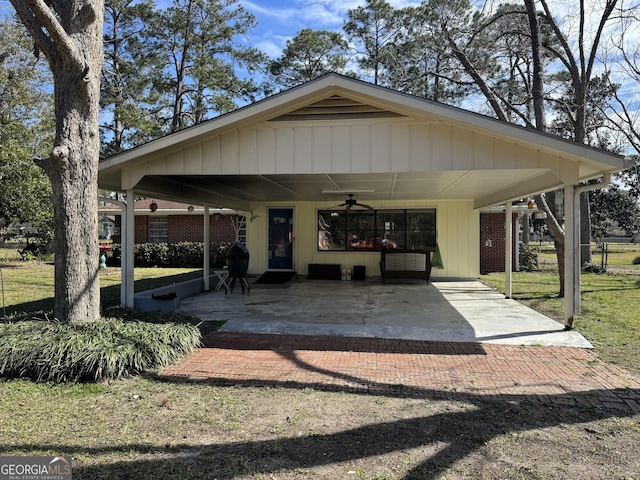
[533,241,640,273]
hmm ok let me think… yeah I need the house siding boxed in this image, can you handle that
[246,199,480,279]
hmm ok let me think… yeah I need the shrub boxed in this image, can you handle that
[105,241,231,268]
[582,262,606,274]
[519,244,539,272]
[0,313,201,383]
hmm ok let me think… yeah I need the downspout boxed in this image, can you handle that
[203,204,210,291]
[505,201,513,298]
[568,173,611,325]
[98,195,128,308]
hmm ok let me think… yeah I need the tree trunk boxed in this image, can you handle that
[555,237,565,298]
[11,0,105,323]
[46,67,102,322]
[50,44,102,322]
[534,192,565,297]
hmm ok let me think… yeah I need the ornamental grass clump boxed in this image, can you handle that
[0,317,201,383]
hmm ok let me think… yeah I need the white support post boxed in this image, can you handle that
[564,184,575,328]
[571,173,610,316]
[125,189,135,308]
[203,204,210,291]
[118,202,128,308]
[573,190,582,316]
[505,201,513,299]
[98,195,128,308]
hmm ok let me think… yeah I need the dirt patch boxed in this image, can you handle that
[2,378,639,479]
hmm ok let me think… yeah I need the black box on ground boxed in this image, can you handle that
[353,265,366,280]
[308,263,342,280]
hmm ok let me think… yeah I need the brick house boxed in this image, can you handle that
[98,199,244,244]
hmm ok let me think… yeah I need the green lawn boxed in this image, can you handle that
[3,242,640,373]
[2,243,640,478]
[0,249,202,315]
[481,243,640,373]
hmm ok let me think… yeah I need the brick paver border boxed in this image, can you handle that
[159,332,640,412]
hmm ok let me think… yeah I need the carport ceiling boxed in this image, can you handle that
[134,169,551,206]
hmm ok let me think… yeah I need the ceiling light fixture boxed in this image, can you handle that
[322,188,375,194]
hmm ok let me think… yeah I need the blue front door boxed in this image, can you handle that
[268,208,293,270]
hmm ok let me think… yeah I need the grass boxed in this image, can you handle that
[0,378,638,479]
[0,254,202,315]
[1,243,210,382]
[1,242,640,478]
[481,243,640,373]
[3,241,640,373]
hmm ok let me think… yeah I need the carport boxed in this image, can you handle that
[98,74,630,328]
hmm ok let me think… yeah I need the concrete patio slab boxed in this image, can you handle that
[178,278,592,348]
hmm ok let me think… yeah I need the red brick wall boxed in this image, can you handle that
[168,215,237,243]
[135,216,148,242]
[480,212,517,273]
[112,214,237,243]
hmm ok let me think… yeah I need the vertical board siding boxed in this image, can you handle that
[391,124,410,171]
[515,143,538,169]
[313,126,332,172]
[410,124,430,171]
[474,135,495,170]
[220,131,239,174]
[166,149,184,175]
[431,123,452,171]
[238,129,258,174]
[183,143,202,173]
[332,126,351,172]
[351,125,371,172]
[202,137,221,174]
[495,138,516,169]
[257,128,276,173]
[371,124,390,172]
[453,128,474,170]
[294,127,313,173]
[275,128,294,173]
[160,121,563,177]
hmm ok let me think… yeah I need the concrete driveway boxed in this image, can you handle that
[178,278,592,348]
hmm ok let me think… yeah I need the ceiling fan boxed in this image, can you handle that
[336,194,373,211]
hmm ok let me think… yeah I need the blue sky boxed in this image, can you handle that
[240,0,360,57]
[238,0,418,58]
[0,0,416,59]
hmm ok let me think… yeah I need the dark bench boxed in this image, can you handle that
[308,263,342,280]
[379,249,432,284]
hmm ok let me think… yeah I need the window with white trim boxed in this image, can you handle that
[148,216,168,243]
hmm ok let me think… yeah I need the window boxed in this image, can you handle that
[317,209,436,251]
[148,216,168,243]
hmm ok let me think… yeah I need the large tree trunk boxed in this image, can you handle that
[46,68,102,322]
[534,192,565,297]
[11,0,104,323]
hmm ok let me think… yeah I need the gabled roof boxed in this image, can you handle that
[99,74,628,210]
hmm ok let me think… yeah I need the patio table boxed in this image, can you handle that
[213,268,230,292]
